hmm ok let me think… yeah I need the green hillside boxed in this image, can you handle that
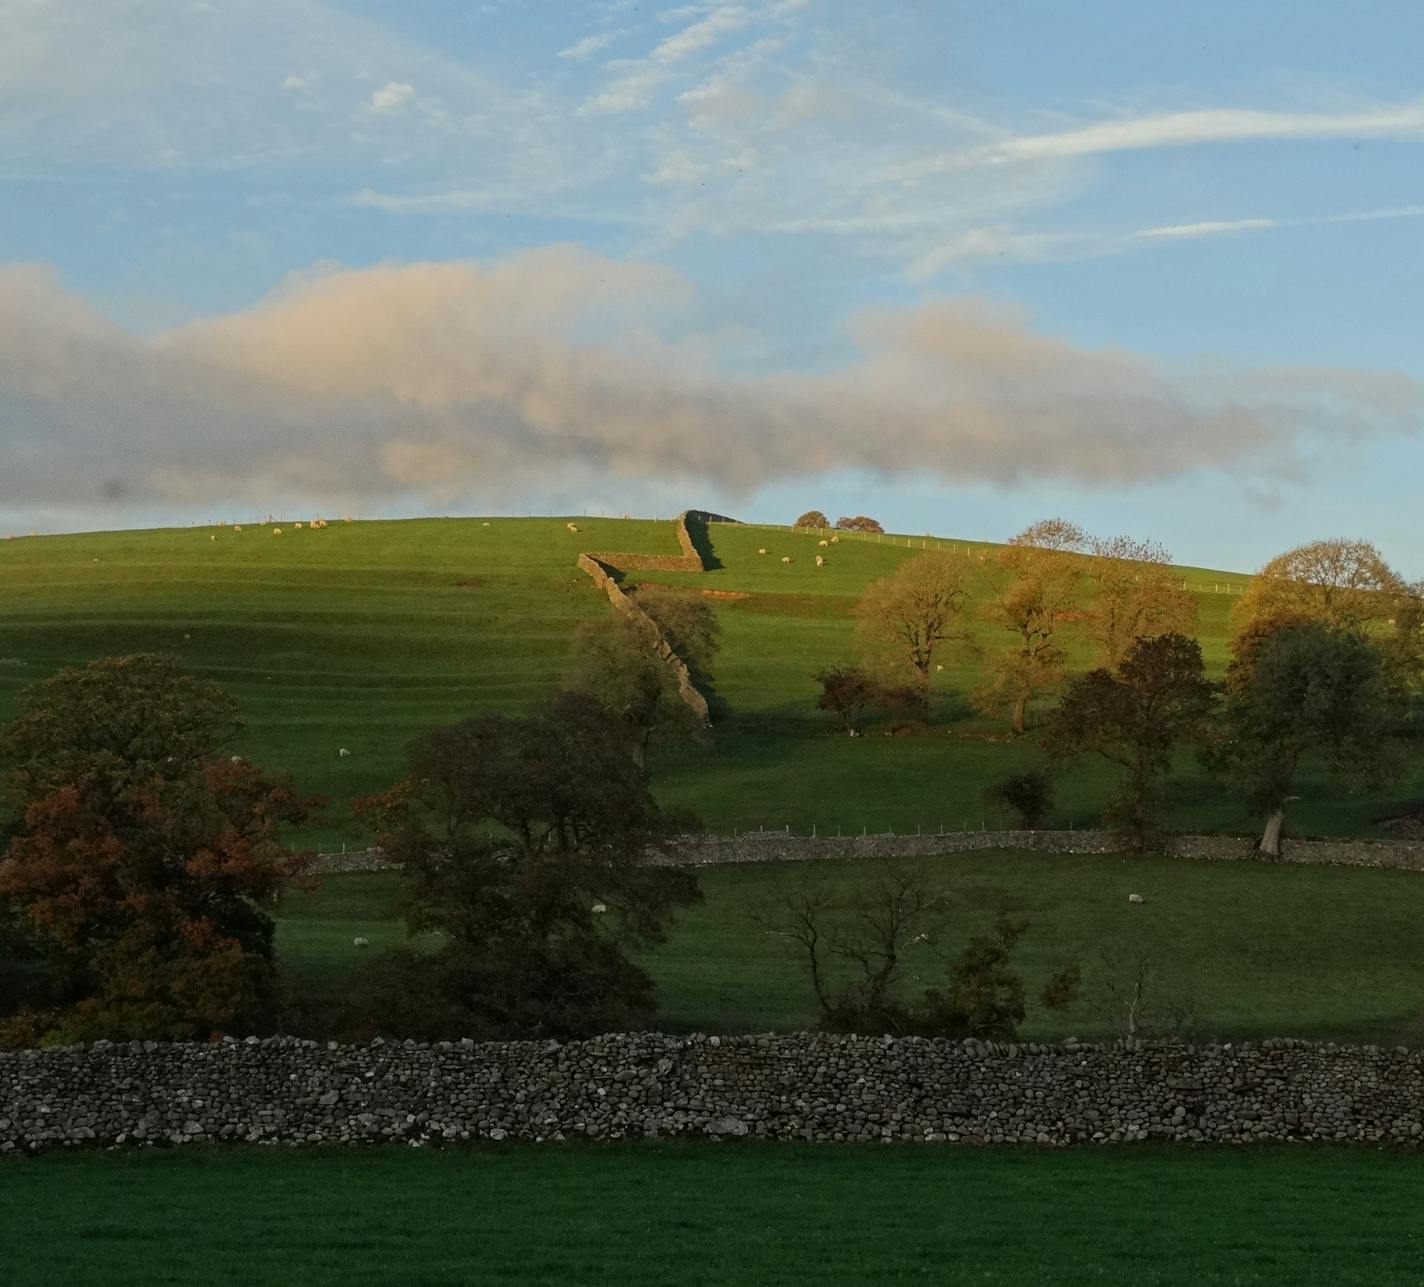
[0,515,1411,844]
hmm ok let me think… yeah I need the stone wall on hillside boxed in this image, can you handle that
[309,829,1424,877]
[6,1033,1424,1153]
[575,553,710,724]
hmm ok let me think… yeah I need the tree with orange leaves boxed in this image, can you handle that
[0,655,315,1045]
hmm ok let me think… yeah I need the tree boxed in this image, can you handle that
[836,515,885,533]
[1233,539,1407,638]
[1046,634,1216,848]
[354,691,701,1039]
[975,519,1086,733]
[1081,535,1196,669]
[567,587,719,766]
[812,666,920,736]
[0,655,314,1044]
[761,863,1076,1038]
[1207,623,1404,855]
[855,551,969,718]
[794,510,830,529]
[983,768,1055,829]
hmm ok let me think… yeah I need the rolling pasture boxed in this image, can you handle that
[0,513,1407,844]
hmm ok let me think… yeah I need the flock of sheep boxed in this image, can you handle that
[758,532,839,569]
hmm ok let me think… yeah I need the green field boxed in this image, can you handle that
[5,1142,1424,1285]
[0,514,1414,845]
[276,851,1424,1046]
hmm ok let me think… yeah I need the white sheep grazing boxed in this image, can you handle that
[818,539,829,547]
[482,521,491,527]
[591,903,608,915]
[338,747,351,758]
[1128,893,1144,905]
[210,534,217,541]
[353,937,370,948]
[781,555,792,564]
[273,528,282,535]
[830,534,840,544]
[294,522,303,529]
[758,548,767,555]
[815,555,824,567]
[935,664,944,672]
[233,525,242,533]
[566,521,579,533]
[230,756,243,764]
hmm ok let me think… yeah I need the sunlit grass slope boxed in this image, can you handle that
[0,514,1412,842]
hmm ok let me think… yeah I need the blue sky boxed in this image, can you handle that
[2,0,1423,574]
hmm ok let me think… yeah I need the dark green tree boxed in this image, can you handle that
[1046,634,1216,848]
[1207,623,1405,855]
[355,691,701,1039]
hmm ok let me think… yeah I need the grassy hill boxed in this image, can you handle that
[0,514,1412,844]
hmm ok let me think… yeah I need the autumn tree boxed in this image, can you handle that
[0,655,314,1044]
[975,519,1087,734]
[567,586,719,766]
[1234,539,1407,638]
[354,691,700,1040]
[1207,623,1404,856]
[794,510,830,529]
[855,551,969,718]
[836,515,885,533]
[1081,535,1196,669]
[1046,634,1216,848]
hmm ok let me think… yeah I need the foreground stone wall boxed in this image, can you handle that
[6,1033,1424,1153]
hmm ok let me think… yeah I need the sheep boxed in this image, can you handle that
[294,522,303,529]
[209,534,217,541]
[482,521,491,527]
[815,555,824,567]
[935,664,944,672]
[353,937,370,948]
[338,747,351,758]
[1128,893,1145,905]
[818,539,829,547]
[758,548,768,555]
[781,556,792,564]
[233,525,242,533]
[566,521,580,533]
[591,903,608,915]
[272,528,282,535]
[230,756,243,764]
[830,534,840,544]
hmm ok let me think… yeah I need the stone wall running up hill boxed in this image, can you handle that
[5,1033,1424,1153]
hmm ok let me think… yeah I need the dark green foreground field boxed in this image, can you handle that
[277,851,1424,1045]
[5,1143,1424,1285]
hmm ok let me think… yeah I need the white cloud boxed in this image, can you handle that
[369,81,415,113]
[558,32,618,60]
[1139,218,1277,239]
[3,253,1420,524]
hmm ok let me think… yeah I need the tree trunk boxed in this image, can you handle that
[1010,692,1027,736]
[1258,809,1286,857]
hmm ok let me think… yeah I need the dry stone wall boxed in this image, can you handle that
[6,1033,1424,1153]
[310,830,1424,876]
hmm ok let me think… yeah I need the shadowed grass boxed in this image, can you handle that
[276,851,1424,1045]
[4,1142,1424,1286]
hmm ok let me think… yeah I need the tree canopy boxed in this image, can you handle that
[855,551,968,714]
[1046,634,1216,847]
[1234,539,1406,637]
[794,510,830,528]
[355,691,701,1039]
[1208,622,1404,855]
[0,655,314,1044]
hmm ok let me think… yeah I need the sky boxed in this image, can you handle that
[2,0,1423,575]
